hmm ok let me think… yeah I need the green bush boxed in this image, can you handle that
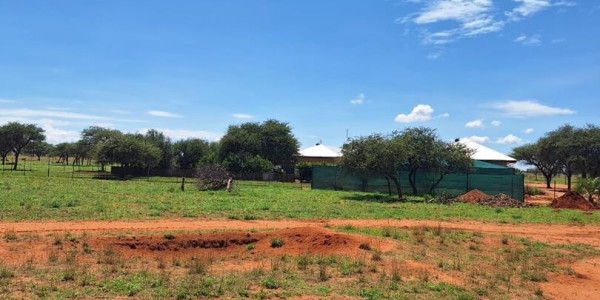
[525,185,545,196]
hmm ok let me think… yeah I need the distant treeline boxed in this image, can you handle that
[0,119,299,174]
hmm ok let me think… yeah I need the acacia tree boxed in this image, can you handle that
[512,139,561,188]
[0,127,11,165]
[23,141,53,161]
[340,133,406,200]
[53,142,74,165]
[1,122,45,170]
[400,127,472,194]
[95,134,161,170]
[144,129,174,169]
[81,126,121,171]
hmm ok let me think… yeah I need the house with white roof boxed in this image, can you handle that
[298,143,341,164]
[456,139,517,167]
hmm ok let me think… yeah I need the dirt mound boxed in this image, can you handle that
[551,192,597,211]
[456,189,488,203]
[97,227,395,259]
[477,194,530,208]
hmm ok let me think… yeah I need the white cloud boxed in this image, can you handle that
[147,110,182,118]
[438,112,450,118]
[0,108,146,123]
[41,124,80,144]
[465,119,485,128]
[401,0,573,46]
[232,113,254,119]
[462,135,490,143]
[491,120,502,127]
[524,128,535,134]
[506,0,551,21]
[0,99,15,103]
[139,128,222,142]
[491,100,576,117]
[496,134,522,144]
[427,52,442,59]
[394,104,435,123]
[350,93,365,105]
[514,34,541,45]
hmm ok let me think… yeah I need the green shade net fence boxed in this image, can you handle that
[311,161,524,201]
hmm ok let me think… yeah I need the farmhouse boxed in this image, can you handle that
[298,143,341,164]
[456,139,517,167]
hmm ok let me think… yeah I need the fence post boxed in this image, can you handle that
[181,177,185,192]
[47,158,50,177]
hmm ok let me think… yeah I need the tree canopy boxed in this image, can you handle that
[0,122,45,170]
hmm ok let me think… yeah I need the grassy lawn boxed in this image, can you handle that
[0,171,599,224]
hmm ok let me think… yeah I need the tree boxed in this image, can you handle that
[81,126,121,171]
[580,124,600,178]
[222,153,274,174]
[143,129,174,169]
[512,140,561,188]
[53,142,75,165]
[23,141,53,161]
[546,125,584,191]
[219,120,299,173]
[0,127,12,165]
[340,133,406,200]
[399,127,472,195]
[173,138,209,169]
[1,122,45,170]
[95,134,161,170]
[576,177,600,204]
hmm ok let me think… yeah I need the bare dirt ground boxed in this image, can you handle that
[2,218,600,299]
[526,182,568,206]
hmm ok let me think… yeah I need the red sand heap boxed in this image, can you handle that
[456,189,488,203]
[551,191,597,210]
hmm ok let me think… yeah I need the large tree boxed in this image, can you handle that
[340,133,406,200]
[81,126,121,171]
[0,126,12,165]
[173,138,209,169]
[143,129,174,169]
[95,134,161,170]
[399,127,472,194]
[512,139,561,188]
[219,119,299,173]
[1,122,45,170]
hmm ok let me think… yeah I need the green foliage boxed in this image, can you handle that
[173,138,209,169]
[270,238,284,248]
[0,122,45,170]
[576,177,600,204]
[143,129,174,169]
[524,185,545,196]
[219,119,299,173]
[95,134,161,169]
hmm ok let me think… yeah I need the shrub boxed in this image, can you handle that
[270,238,284,248]
[525,185,545,196]
[576,178,600,204]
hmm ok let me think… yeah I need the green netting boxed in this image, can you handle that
[312,164,524,201]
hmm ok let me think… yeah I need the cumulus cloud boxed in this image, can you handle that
[491,100,575,117]
[514,34,541,45]
[147,110,182,118]
[462,135,490,143]
[232,113,254,119]
[139,128,222,142]
[394,104,435,123]
[350,93,365,105]
[41,124,80,144]
[491,120,502,127]
[496,134,522,144]
[524,128,535,134]
[465,119,485,128]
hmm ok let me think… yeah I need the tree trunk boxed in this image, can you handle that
[12,151,20,170]
[384,176,392,197]
[1,155,5,165]
[567,172,572,191]
[545,175,552,189]
[389,176,403,201]
[408,171,418,195]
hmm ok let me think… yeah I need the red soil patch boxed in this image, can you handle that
[551,191,597,211]
[94,227,395,259]
[456,189,488,203]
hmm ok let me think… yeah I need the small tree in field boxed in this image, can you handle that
[576,178,600,204]
[1,122,45,170]
[512,140,561,189]
[196,164,232,191]
[340,133,406,200]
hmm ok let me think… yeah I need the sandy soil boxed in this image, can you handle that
[2,218,600,299]
[526,182,568,205]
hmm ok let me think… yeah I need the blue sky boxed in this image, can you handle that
[0,0,598,155]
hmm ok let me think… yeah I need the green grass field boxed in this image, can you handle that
[0,166,598,224]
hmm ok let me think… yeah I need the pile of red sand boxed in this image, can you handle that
[551,191,597,210]
[457,189,488,203]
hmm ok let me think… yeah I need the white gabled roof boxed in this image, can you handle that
[299,144,342,158]
[458,139,516,162]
